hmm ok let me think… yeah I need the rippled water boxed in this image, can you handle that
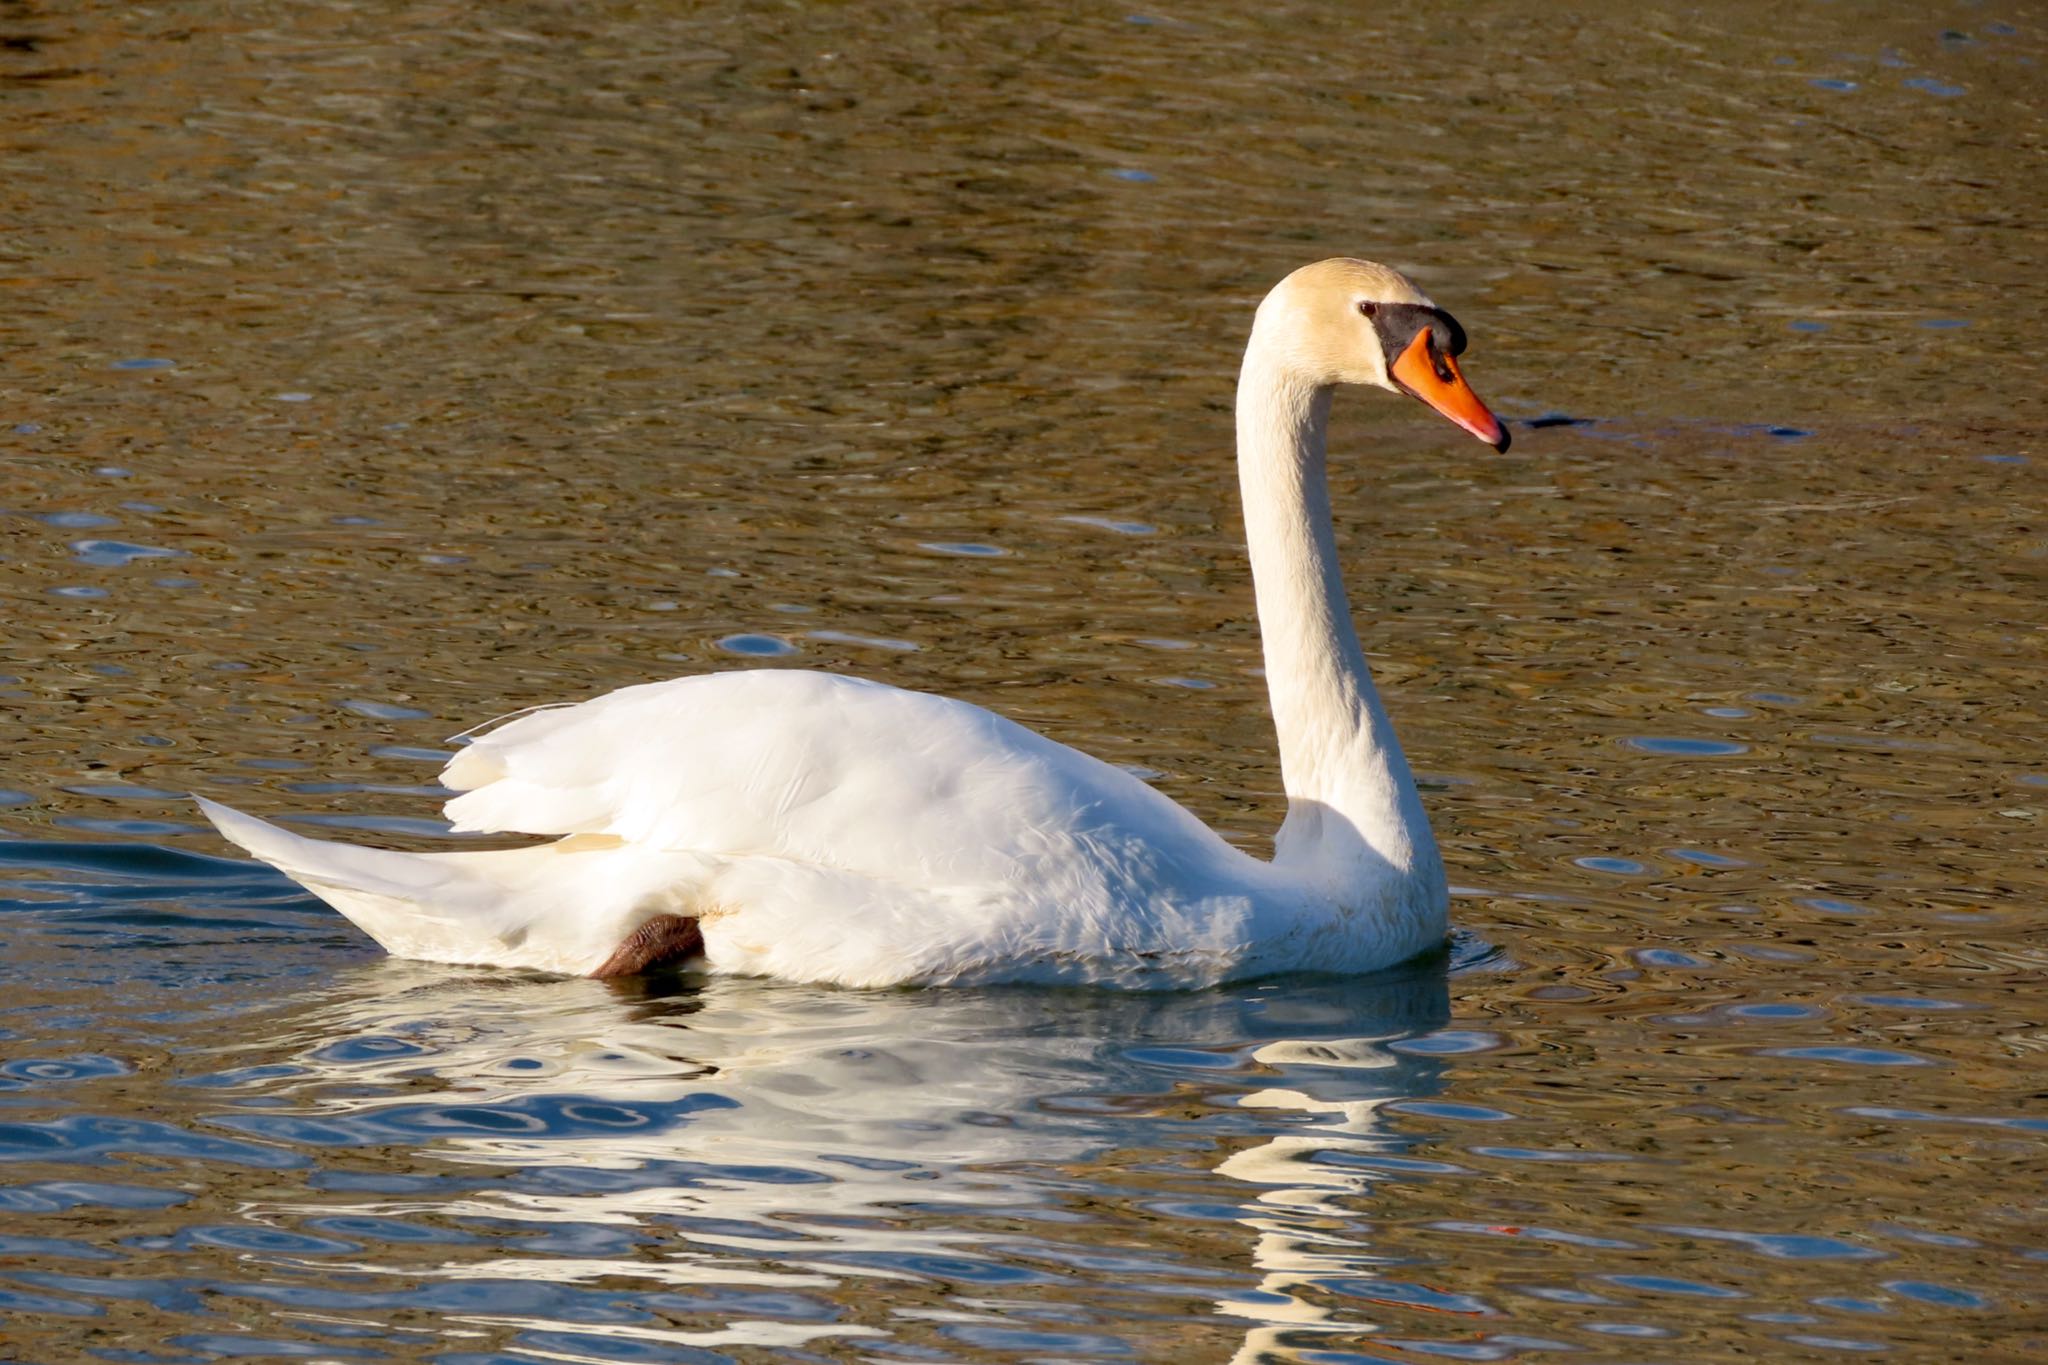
[3,0,2044,1359]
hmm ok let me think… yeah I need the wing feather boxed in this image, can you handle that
[440,669,1237,890]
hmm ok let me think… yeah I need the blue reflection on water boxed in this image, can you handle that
[0,822,2032,1360]
[0,834,1466,1359]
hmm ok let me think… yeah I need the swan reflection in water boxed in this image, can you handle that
[224,957,1456,1357]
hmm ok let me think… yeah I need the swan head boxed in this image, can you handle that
[1253,258,1510,452]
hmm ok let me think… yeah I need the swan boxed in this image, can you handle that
[197,258,1509,989]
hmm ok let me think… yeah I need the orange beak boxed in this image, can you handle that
[1390,331,1510,452]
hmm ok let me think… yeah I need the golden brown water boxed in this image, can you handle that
[1,1,2043,1360]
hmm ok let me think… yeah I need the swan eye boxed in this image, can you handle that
[1356,301,1378,318]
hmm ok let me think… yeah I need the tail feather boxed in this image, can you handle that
[194,796,712,976]
[196,796,461,901]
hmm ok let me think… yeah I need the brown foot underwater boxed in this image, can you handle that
[590,914,704,978]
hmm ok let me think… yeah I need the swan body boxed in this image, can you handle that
[202,671,1413,988]
[200,259,1510,989]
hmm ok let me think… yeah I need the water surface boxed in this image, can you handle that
[2,0,2043,1359]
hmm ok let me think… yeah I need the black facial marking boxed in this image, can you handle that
[1366,302,1469,362]
[1434,309,1469,356]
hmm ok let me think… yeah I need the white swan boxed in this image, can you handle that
[198,258,1509,989]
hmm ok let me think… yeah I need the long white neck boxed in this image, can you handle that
[1235,339,1443,894]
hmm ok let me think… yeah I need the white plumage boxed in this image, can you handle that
[199,258,1511,989]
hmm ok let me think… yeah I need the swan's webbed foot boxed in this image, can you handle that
[591,914,704,978]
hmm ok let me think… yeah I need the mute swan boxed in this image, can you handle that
[198,258,1509,989]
